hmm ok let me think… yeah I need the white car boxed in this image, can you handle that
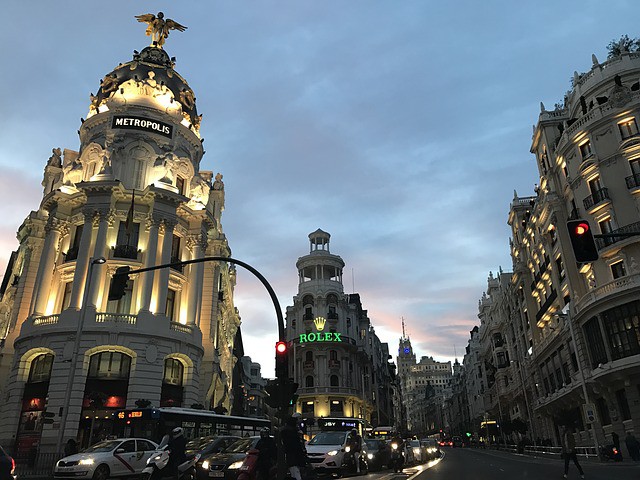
[54,438,158,480]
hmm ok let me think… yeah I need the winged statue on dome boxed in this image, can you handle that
[135,12,187,47]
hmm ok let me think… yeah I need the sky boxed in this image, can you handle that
[0,1,638,376]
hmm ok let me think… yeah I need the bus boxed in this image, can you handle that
[371,426,394,440]
[113,407,271,442]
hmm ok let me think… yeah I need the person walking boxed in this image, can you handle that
[280,417,307,480]
[256,427,277,480]
[64,439,78,457]
[561,426,584,479]
[625,431,640,461]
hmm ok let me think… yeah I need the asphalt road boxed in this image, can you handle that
[376,447,640,480]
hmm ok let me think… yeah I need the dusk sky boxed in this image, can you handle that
[1,1,638,375]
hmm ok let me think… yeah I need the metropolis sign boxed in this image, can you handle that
[112,115,173,138]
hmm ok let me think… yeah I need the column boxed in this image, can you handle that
[154,218,176,315]
[139,216,161,312]
[186,233,205,325]
[31,218,67,315]
[87,209,112,307]
[68,209,96,310]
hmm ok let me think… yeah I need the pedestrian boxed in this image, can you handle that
[280,416,308,480]
[625,431,640,461]
[561,425,584,479]
[64,439,78,457]
[256,427,277,480]
[612,431,620,451]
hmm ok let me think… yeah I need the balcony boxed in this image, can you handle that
[327,312,338,320]
[583,188,610,211]
[170,322,194,334]
[328,359,340,369]
[96,313,136,324]
[170,257,183,272]
[113,244,140,260]
[303,313,314,321]
[535,289,558,323]
[595,221,640,250]
[303,360,315,370]
[626,173,640,190]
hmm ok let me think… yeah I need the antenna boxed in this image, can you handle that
[351,268,355,293]
[401,317,406,339]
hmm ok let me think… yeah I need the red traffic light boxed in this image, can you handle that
[574,222,589,235]
[276,341,287,354]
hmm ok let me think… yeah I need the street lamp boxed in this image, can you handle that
[56,256,106,455]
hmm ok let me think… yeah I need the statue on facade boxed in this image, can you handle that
[212,173,224,191]
[47,148,62,168]
[135,12,187,48]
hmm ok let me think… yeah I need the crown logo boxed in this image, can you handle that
[314,316,326,331]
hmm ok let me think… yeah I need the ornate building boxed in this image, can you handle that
[0,19,242,454]
[284,229,396,429]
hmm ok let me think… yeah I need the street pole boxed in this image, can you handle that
[513,360,537,447]
[56,257,106,456]
[563,311,600,454]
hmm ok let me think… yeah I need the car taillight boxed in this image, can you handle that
[613,448,619,454]
[11,457,15,474]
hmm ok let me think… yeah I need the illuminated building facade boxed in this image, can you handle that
[0,34,241,453]
[284,230,396,429]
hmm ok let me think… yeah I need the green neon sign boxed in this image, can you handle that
[299,332,342,343]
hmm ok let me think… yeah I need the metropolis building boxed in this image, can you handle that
[0,25,243,453]
[284,230,397,430]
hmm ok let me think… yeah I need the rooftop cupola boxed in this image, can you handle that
[296,229,345,294]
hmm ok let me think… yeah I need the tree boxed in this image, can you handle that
[607,35,640,59]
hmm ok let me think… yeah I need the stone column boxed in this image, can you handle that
[186,233,207,325]
[87,209,113,308]
[139,216,161,312]
[31,217,68,315]
[154,218,176,315]
[68,208,95,310]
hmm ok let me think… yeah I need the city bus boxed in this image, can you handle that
[112,407,271,442]
[371,426,394,440]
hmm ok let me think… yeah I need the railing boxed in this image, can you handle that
[595,221,640,249]
[574,272,640,314]
[626,172,640,189]
[303,360,315,369]
[113,244,140,260]
[583,187,610,211]
[297,386,360,395]
[535,289,557,323]
[170,321,194,334]
[328,359,341,369]
[13,451,58,478]
[33,314,60,326]
[95,313,137,324]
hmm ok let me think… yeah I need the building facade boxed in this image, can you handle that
[455,43,640,453]
[284,229,396,429]
[0,31,243,454]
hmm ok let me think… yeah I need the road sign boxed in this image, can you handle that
[583,404,596,423]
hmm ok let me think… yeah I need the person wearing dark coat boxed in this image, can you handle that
[64,439,78,456]
[167,427,187,479]
[625,432,640,461]
[280,417,307,480]
[256,428,277,480]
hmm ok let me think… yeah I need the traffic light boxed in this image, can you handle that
[275,341,289,379]
[284,380,299,407]
[264,379,282,409]
[108,266,131,301]
[42,410,56,425]
[567,220,599,263]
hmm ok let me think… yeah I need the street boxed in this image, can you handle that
[364,448,640,480]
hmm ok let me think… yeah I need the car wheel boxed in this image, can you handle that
[92,464,110,480]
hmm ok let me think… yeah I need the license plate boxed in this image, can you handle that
[209,472,225,477]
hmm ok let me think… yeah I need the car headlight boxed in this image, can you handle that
[79,459,94,466]
[344,446,351,453]
[228,460,244,470]
[413,448,421,454]
[367,454,373,460]
[326,450,338,456]
[391,443,398,450]
[201,460,210,470]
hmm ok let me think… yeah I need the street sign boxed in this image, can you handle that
[583,404,596,423]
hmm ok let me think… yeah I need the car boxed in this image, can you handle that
[452,436,463,448]
[363,439,390,471]
[196,436,260,480]
[420,439,440,460]
[0,446,16,480]
[187,436,242,458]
[54,438,158,480]
[306,431,367,476]
[407,439,425,464]
[437,439,453,448]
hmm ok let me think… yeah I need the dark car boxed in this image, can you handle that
[196,437,260,480]
[187,436,241,458]
[364,439,389,471]
[0,446,16,480]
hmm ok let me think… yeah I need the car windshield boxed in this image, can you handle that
[308,432,347,446]
[364,440,381,450]
[224,438,255,453]
[187,437,215,451]
[83,440,121,453]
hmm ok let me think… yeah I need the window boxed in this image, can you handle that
[88,352,131,379]
[176,176,185,195]
[132,159,146,190]
[119,440,136,453]
[602,300,640,360]
[107,278,134,314]
[66,224,83,261]
[588,176,603,195]
[599,217,615,247]
[166,289,176,320]
[330,375,339,387]
[616,389,632,420]
[163,358,184,386]
[60,281,73,312]
[611,261,627,279]
[329,350,337,361]
[28,354,54,383]
[583,317,609,367]
[305,376,314,388]
[619,118,638,139]
[137,440,156,452]
[596,397,611,425]
[305,351,313,362]
[579,140,593,160]
[171,235,181,263]
[115,221,139,259]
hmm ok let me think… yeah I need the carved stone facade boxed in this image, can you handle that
[0,42,241,454]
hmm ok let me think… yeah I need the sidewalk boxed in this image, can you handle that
[483,445,640,467]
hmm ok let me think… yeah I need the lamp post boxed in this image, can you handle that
[56,256,106,456]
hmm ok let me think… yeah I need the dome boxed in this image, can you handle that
[89,46,201,131]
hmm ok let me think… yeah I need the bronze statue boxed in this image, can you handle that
[135,12,187,48]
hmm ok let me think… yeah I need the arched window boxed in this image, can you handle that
[305,351,314,362]
[329,350,338,361]
[28,353,54,383]
[88,352,131,379]
[163,358,184,386]
[305,376,314,388]
[330,375,339,387]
